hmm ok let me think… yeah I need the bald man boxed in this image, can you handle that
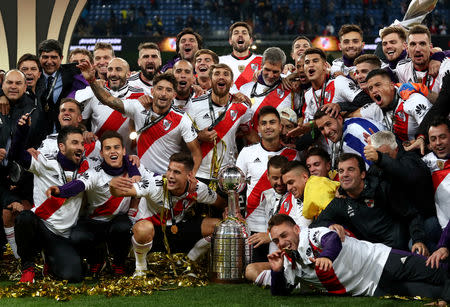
[75,58,145,153]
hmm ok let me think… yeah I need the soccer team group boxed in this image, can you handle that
[1,19,450,303]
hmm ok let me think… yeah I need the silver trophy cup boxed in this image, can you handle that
[210,165,251,283]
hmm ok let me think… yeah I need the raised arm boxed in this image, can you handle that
[109,176,137,197]
[77,61,125,113]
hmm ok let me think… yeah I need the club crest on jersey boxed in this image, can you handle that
[396,110,406,122]
[283,200,290,212]
[163,119,172,131]
[251,63,259,71]
[238,65,245,72]
[437,160,445,170]
[324,90,331,101]
[230,110,237,121]
[365,199,374,208]
[277,89,284,98]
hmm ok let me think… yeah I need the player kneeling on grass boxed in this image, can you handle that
[268,214,450,306]
[46,131,141,277]
[109,152,226,277]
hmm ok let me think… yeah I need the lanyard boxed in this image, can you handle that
[208,94,232,129]
[312,76,329,109]
[45,71,60,102]
[250,80,280,98]
[137,107,171,133]
[383,93,399,132]
[57,162,79,184]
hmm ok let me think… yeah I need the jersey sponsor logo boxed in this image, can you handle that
[95,165,102,172]
[81,172,89,180]
[138,178,150,189]
[348,82,358,92]
[163,119,172,131]
[253,157,261,163]
[203,113,210,119]
[312,230,320,245]
[415,104,427,116]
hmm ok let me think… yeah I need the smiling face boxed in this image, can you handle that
[195,53,215,79]
[211,67,233,98]
[2,71,26,102]
[138,48,162,81]
[366,75,395,109]
[407,33,432,69]
[18,60,41,90]
[39,50,62,75]
[304,53,327,83]
[382,33,406,62]
[100,137,125,168]
[229,26,253,53]
[262,61,282,86]
[107,58,130,91]
[258,113,282,142]
[295,56,309,85]
[339,31,364,60]
[94,48,114,76]
[58,101,82,127]
[428,124,450,159]
[282,169,309,199]
[179,34,199,62]
[59,133,85,165]
[165,161,191,194]
[270,221,300,252]
[337,158,365,194]
[354,62,378,89]
[267,166,287,195]
[291,39,311,60]
[173,60,195,97]
[151,79,176,112]
[315,114,344,143]
[306,155,330,177]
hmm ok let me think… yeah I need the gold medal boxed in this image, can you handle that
[238,65,245,72]
[44,104,49,112]
[170,225,178,234]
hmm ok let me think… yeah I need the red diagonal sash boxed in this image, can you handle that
[252,84,291,128]
[137,111,183,158]
[278,193,294,215]
[432,160,450,193]
[90,194,125,217]
[393,102,409,142]
[234,56,262,90]
[246,148,297,217]
[34,196,67,220]
[200,104,247,158]
[147,192,198,225]
[315,266,347,294]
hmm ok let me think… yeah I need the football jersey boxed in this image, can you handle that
[359,92,431,141]
[327,118,384,169]
[330,57,356,77]
[38,133,101,161]
[29,154,90,238]
[236,143,300,232]
[185,93,252,180]
[282,227,391,296]
[123,101,197,175]
[239,81,296,129]
[277,192,312,229]
[422,153,450,229]
[219,53,262,90]
[77,166,132,222]
[128,72,153,95]
[303,76,361,122]
[396,58,450,94]
[75,83,145,154]
[133,170,217,225]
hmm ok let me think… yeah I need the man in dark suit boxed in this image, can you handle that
[37,39,82,134]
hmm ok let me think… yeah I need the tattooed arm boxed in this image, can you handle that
[77,61,125,113]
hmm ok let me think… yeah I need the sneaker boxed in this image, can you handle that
[132,270,146,278]
[112,264,126,276]
[19,266,35,283]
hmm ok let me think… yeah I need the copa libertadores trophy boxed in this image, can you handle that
[210,163,251,283]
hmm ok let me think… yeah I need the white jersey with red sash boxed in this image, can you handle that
[75,83,144,153]
[303,75,361,122]
[282,227,391,296]
[133,171,217,226]
[128,72,153,95]
[236,143,300,232]
[219,53,262,90]
[359,92,431,141]
[77,166,132,222]
[122,101,197,175]
[38,134,101,161]
[422,153,450,229]
[330,57,356,77]
[239,80,295,129]
[396,58,450,94]
[29,154,90,238]
[277,192,311,228]
[185,93,252,180]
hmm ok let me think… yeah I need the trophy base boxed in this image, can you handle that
[209,274,246,284]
